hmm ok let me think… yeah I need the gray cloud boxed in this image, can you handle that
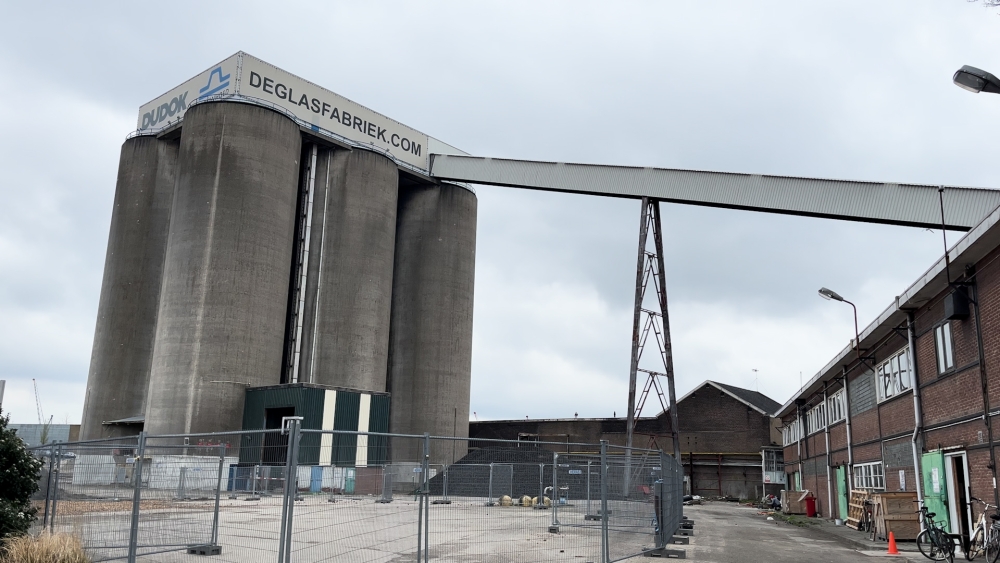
[1,1,998,425]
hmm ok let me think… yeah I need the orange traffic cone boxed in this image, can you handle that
[887,531,899,555]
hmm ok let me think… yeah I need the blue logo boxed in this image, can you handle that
[198,66,231,98]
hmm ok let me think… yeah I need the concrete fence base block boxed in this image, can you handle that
[671,536,690,544]
[187,545,221,556]
[676,528,694,536]
[643,547,686,559]
[548,525,559,533]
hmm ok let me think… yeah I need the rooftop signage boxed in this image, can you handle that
[137,52,455,172]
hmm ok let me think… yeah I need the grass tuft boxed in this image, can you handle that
[1,532,90,563]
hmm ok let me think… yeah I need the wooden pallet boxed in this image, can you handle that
[847,490,870,530]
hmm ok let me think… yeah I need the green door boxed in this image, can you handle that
[922,451,950,533]
[345,468,356,494]
[836,466,849,520]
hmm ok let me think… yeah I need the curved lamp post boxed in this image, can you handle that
[953,65,1000,94]
[819,287,861,359]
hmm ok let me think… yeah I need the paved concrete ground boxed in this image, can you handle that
[682,502,929,562]
[50,494,947,562]
[53,494,655,562]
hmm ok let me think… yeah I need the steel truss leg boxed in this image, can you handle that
[626,198,681,462]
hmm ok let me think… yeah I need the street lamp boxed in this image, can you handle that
[818,287,862,359]
[953,65,1000,94]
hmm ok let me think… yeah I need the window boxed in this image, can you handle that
[853,461,885,490]
[805,402,827,435]
[876,347,912,402]
[828,389,846,424]
[782,418,803,446]
[935,322,955,373]
[763,449,784,473]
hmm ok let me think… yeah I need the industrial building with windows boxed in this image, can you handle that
[471,380,784,499]
[779,200,1000,540]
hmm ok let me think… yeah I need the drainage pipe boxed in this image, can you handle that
[842,365,854,496]
[906,311,924,513]
[824,383,834,519]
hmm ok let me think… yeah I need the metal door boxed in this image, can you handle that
[836,466,849,520]
[922,451,949,532]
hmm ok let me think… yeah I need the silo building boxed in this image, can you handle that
[79,52,476,464]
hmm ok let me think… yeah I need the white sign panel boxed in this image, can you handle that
[931,467,940,494]
[137,54,239,133]
[136,52,432,171]
[238,54,428,170]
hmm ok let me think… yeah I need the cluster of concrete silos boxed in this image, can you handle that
[80,101,476,462]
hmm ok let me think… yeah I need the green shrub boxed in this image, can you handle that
[0,407,43,542]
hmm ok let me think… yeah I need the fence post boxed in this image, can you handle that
[423,433,430,563]
[551,452,559,528]
[277,418,302,563]
[127,432,147,563]
[212,444,225,547]
[486,462,495,506]
[443,465,449,502]
[49,443,62,533]
[657,451,667,548]
[279,416,302,563]
[416,433,430,562]
[535,464,545,510]
[586,460,591,516]
[600,440,609,563]
[42,449,54,527]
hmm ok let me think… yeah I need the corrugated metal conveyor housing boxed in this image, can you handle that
[429,155,1000,231]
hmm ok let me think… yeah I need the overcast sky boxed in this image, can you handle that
[2,2,999,425]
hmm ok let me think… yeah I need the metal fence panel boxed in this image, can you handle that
[29,431,683,562]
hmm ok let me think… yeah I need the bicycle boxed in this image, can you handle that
[966,497,1000,562]
[858,499,875,535]
[917,505,955,563]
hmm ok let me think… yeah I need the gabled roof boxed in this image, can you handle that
[675,380,781,416]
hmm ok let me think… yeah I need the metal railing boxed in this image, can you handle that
[29,425,684,562]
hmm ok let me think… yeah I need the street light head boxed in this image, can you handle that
[953,65,1000,95]
[818,287,845,302]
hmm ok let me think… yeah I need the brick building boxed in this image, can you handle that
[470,380,782,499]
[778,203,1000,540]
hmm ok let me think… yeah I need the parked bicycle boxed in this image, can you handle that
[858,499,875,535]
[917,504,955,563]
[966,497,1000,562]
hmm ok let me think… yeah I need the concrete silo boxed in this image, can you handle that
[144,102,302,436]
[292,148,399,392]
[80,136,177,440]
[387,183,477,463]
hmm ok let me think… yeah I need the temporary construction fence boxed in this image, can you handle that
[29,422,686,562]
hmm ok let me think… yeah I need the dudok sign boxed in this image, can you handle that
[136,52,434,171]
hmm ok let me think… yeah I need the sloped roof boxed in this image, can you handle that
[712,382,782,415]
[674,381,781,416]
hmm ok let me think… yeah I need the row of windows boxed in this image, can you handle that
[781,418,802,446]
[784,323,960,444]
